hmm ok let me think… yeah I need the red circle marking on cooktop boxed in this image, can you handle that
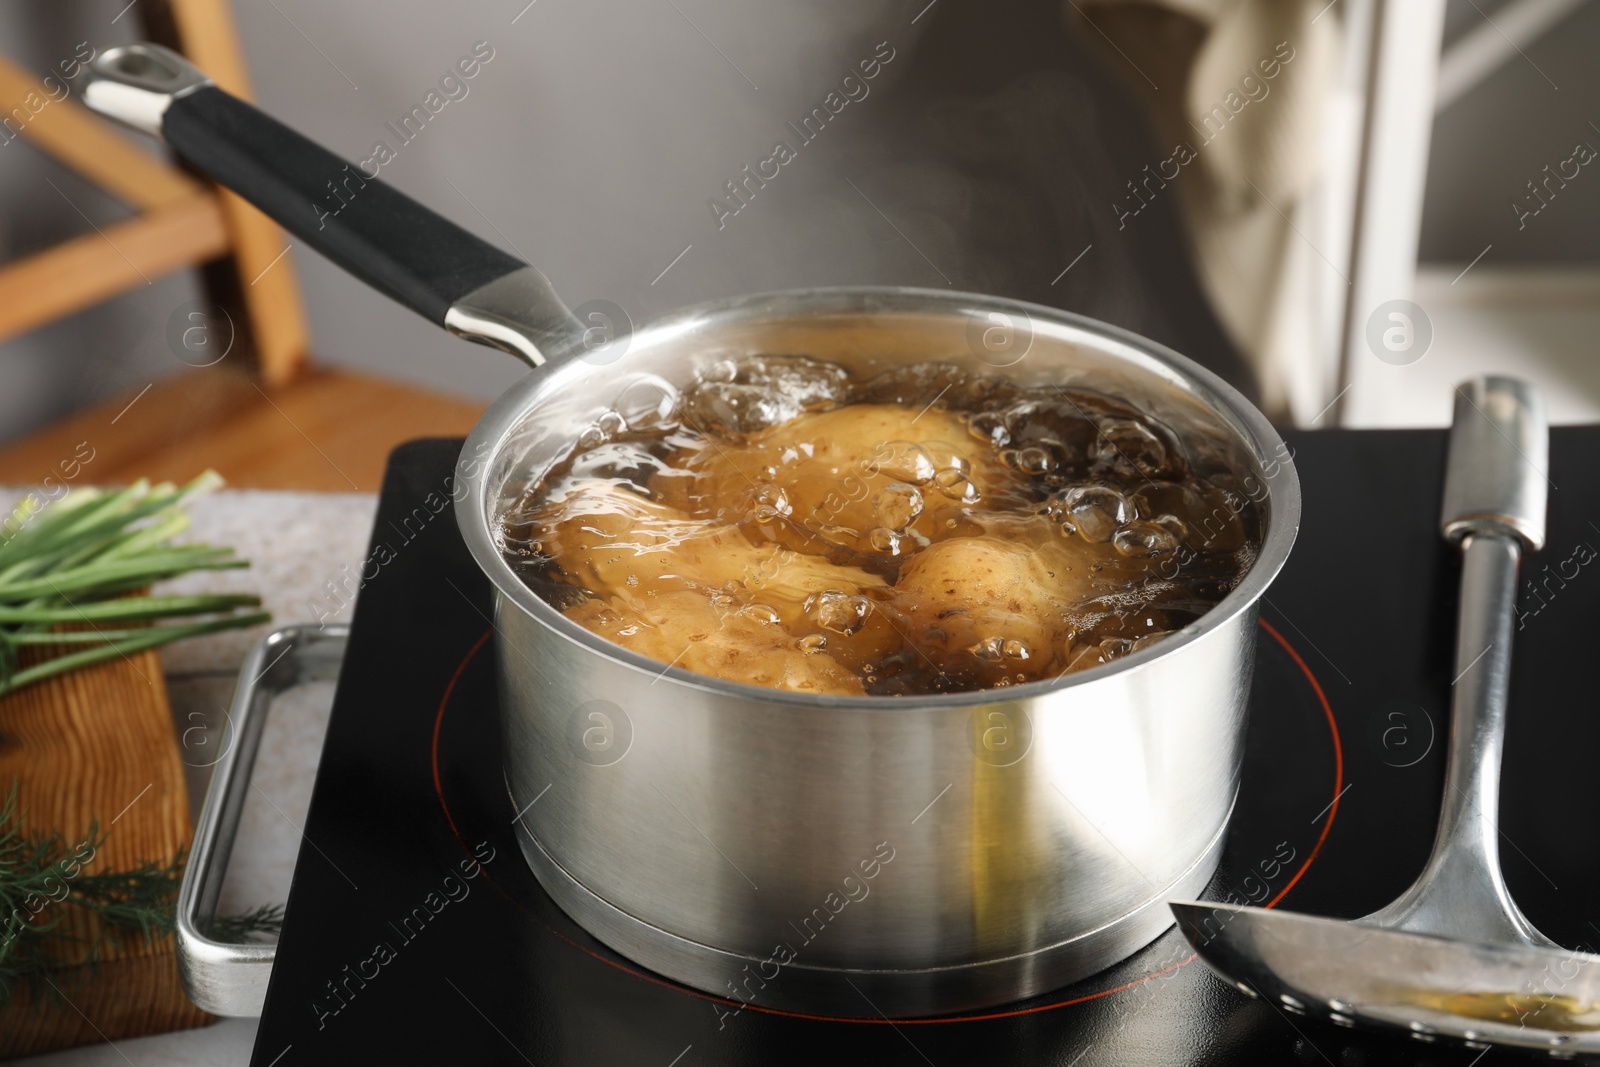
[431,616,1345,1026]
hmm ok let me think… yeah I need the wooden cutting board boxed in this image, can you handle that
[0,643,212,1057]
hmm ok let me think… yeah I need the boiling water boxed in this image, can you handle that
[500,356,1262,697]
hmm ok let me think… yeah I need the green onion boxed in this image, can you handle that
[0,472,269,699]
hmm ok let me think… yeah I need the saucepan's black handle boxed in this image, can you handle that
[83,44,579,366]
[168,86,523,323]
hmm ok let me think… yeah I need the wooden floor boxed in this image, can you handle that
[0,364,488,493]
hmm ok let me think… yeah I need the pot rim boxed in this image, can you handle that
[455,285,1301,710]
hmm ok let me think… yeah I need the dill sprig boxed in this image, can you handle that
[210,903,286,944]
[0,780,180,1008]
[0,472,271,698]
[0,782,283,1011]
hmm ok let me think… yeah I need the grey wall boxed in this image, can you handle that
[0,3,203,441]
[1422,0,1600,263]
[0,0,1594,446]
[217,0,914,401]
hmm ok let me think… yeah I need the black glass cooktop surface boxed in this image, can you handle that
[249,430,1600,1066]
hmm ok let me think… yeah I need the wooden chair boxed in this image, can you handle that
[0,0,484,492]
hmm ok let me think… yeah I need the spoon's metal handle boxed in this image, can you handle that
[1368,378,1552,946]
[1439,376,1548,551]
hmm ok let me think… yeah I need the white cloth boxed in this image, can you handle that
[1076,0,1342,418]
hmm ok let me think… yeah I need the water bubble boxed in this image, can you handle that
[932,468,980,503]
[1011,446,1055,475]
[797,633,829,654]
[1153,513,1188,540]
[1005,401,1098,467]
[679,356,849,438]
[750,483,792,522]
[972,637,1030,661]
[869,527,909,556]
[970,636,1005,662]
[1065,635,1138,673]
[612,376,680,433]
[682,383,791,438]
[922,443,970,472]
[1113,521,1179,558]
[739,604,782,624]
[872,483,924,530]
[1094,419,1178,479]
[804,590,872,635]
[759,355,850,409]
[1056,485,1131,543]
[867,442,936,484]
[967,410,1009,447]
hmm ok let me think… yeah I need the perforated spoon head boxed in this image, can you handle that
[1172,901,1600,1057]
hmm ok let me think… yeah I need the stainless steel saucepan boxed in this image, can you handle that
[86,44,1300,1017]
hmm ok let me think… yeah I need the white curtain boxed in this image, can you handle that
[1073,0,1343,420]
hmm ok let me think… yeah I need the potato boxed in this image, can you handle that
[534,478,885,606]
[566,591,864,695]
[887,523,1109,683]
[537,478,898,678]
[667,404,1031,560]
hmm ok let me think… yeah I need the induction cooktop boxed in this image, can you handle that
[247,429,1600,1066]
